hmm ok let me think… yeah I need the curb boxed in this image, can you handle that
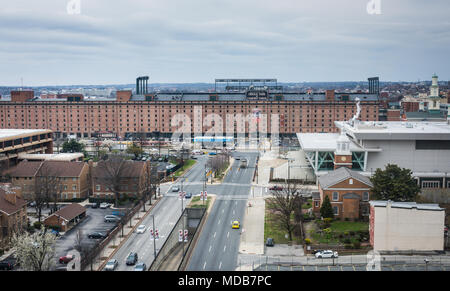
[96,197,162,271]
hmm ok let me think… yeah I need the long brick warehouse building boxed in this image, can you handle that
[0,78,380,139]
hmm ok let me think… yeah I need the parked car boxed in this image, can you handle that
[136,225,146,234]
[104,259,118,271]
[91,202,99,209]
[269,186,283,191]
[100,203,110,209]
[315,250,338,259]
[59,254,75,264]
[104,215,121,223]
[311,249,323,255]
[126,252,138,265]
[134,262,147,271]
[88,232,107,239]
[185,192,192,199]
[29,201,36,207]
[0,261,14,270]
[234,156,240,160]
[209,152,217,156]
[266,238,274,247]
[50,229,60,237]
[172,186,180,192]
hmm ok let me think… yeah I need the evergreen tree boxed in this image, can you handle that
[370,164,420,201]
[320,195,334,219]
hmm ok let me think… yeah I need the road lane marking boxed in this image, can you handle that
[219,261,222,269]
[203,262,207,270]
[213,232,216,238]
[209,245,212,253]
[223,245,226,252]
[227,232,229,238]
[218,219,221,224]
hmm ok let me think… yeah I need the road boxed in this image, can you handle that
[104,155,210,271]
[186,152,259,271]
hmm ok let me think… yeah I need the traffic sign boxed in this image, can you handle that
[184,229,188,242]
[178,230,183,242]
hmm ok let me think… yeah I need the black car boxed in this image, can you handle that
[266,238,274,247]
[185,192,192,199]
[0,261,14,270]
[126,252,138,265]
[88,232,107,239]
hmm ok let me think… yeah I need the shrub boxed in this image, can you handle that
[353,241,361,249]
[344,244,352,249]
[323,218,333,224]
[343,238,351,244]
[349,231,355,236]
[344,217,350,221]
[304,238,311,245]
[33,221,42,229]
[338,233,344,239]
[344,231,349,236]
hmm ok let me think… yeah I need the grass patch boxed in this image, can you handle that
[264,204,302,244]
[188,196,211,209]
[173,159,197,178]
[329,221,369,233]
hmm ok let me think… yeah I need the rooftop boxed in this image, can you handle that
[45,203,86,222]
[18,153,84,161]
[318,167,373,189]
[335,120,450,140]
[369,201,444,211]
[0,129,52,141]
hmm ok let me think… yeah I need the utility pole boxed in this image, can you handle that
[152,215,157,258]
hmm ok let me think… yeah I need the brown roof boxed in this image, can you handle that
[93,160,146,179]
[46,203,86,221]
[0,188,27,215]
[7,161,42,177]
[8,161,86,178]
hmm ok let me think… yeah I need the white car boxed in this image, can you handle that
[315,250,338,259]
[104,259,118,271]
[136,225,146,234]
[100,203,110,209]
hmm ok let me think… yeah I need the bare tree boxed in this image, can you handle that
[95,155,133,208]
[266,181,306,242]
[35,162,62,214]
[12,226,58,271]
[142,162,159,211]
[74,229,86,256]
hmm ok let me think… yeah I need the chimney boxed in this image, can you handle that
[4,189,17,205]
[325,90,335,101]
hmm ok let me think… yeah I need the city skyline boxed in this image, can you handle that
[0,0,449,86]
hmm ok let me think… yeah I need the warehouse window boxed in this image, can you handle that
[421,181,440,188]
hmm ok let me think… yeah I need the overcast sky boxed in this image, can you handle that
[0,0,449,86]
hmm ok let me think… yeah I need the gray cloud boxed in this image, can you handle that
[0,0,449,85]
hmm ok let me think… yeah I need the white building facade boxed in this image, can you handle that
[369,201,445,251]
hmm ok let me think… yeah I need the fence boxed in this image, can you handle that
[149,208,205,271]
[80,200,145,270]
[238,254,450,271]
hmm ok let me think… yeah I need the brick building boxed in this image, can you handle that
[314,167,373,220]
[8,160,90,200]
[0,78,380,139]
[91,160,148,200]
[0,184,28,242]
[43,203,86,232]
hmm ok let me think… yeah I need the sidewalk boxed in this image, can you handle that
[239,197,265,255]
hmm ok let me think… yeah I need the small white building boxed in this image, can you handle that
[369,201,445,252]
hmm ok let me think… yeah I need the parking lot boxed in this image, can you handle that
[53,206,117,269]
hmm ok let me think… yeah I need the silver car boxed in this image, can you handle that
[104,259,118,271]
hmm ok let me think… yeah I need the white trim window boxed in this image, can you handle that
[362,192,369,201]
[333,206,339,215]
[421,181,440,188]
[332,192,339,201]
[96,185,101,191]
[314,201,319,208]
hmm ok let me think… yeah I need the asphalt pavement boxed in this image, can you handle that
[103,155,210,271]
[186,152,259,271]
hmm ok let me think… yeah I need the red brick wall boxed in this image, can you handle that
[11,91,34,102]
